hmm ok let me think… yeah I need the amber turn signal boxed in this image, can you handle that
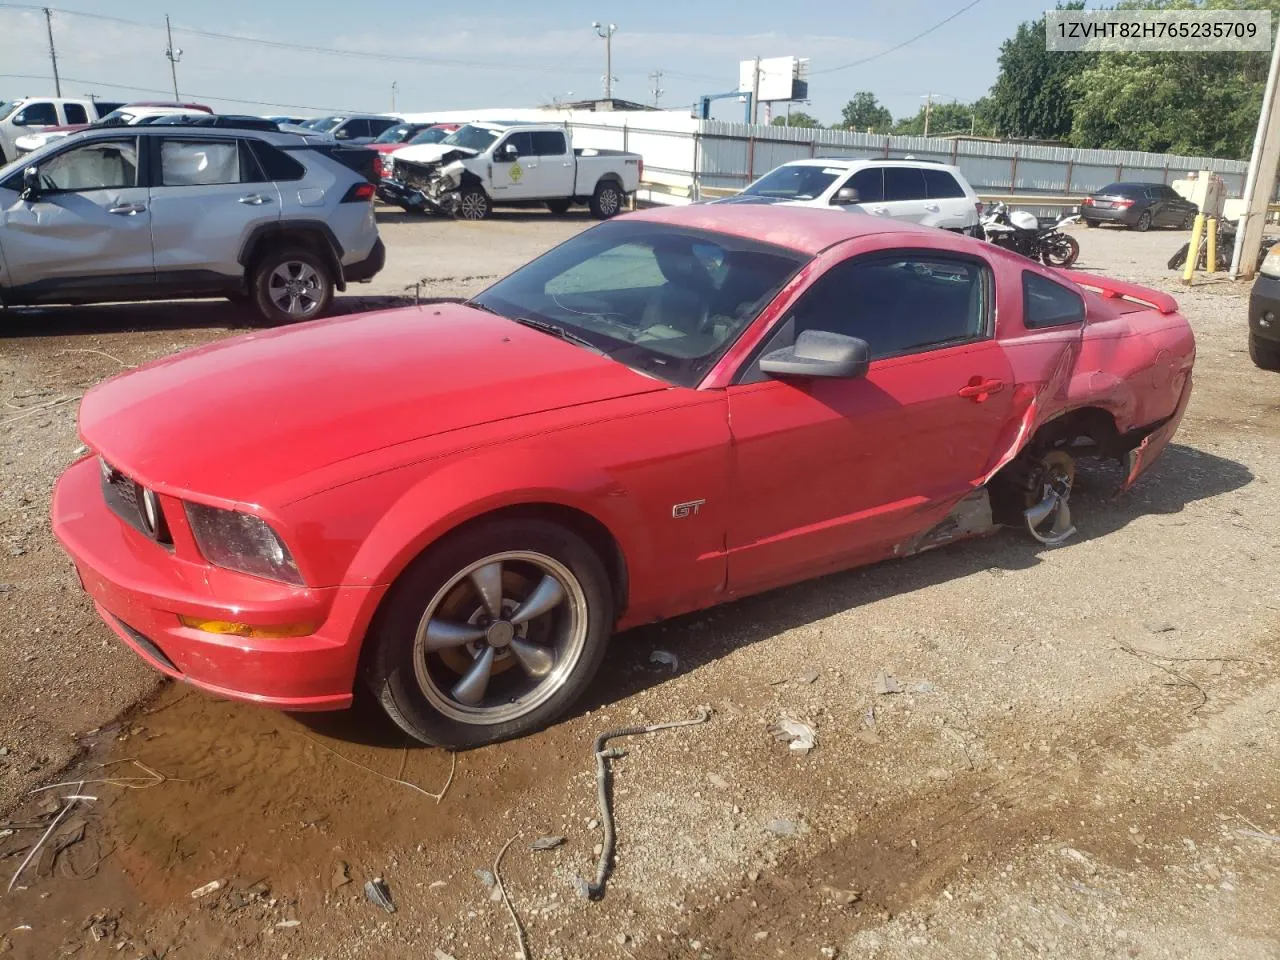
[178,616,317,639]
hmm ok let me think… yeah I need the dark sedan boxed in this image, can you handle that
[1081,182,1198,232]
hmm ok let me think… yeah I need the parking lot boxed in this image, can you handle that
[1,213,1278,960]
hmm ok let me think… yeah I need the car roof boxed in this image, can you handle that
[625,203,940,256]
[45,125,325,149]
[772,157,965,174]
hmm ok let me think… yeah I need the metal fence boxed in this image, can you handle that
[559,114,1263,214]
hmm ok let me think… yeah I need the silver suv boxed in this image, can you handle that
[0,125,385,324]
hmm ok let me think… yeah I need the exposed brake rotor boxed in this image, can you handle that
[1024,449,1077,546]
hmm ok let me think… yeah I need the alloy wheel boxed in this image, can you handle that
[412,551,589,725]
[268,261,324,317]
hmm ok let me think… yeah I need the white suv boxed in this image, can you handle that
[723,158,982,234]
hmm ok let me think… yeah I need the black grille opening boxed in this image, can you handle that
[100,462,172,546]
[114,618,179,673]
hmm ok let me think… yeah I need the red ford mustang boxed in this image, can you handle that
[51,206,1194,748]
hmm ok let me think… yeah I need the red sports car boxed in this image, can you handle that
[52,206,1194,748]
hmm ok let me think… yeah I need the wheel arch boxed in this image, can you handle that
[239,221,347,292]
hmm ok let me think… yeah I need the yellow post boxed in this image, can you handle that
[1182,214,1205,285]
[1206,217,1218,273]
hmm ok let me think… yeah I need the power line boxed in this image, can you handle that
[811,0,985,75]
[0,73,359,112]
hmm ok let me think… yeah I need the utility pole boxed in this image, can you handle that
[648,69,664,107]
[164,15,183,100]
[922,92,934,137]
[43,8,60,96]
[592,22,617,101]
[1231,31,1280,279]
[391,81,398,113]
[750,55,761,126]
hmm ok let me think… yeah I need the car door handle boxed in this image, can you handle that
[107,202,146,215]
[958,377,1005,402]
[873,206,890,215]
[925,203,940,212]
[239,194,272,205]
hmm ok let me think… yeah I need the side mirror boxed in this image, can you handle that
[759,329,870,379]
[20,166,40,201]
[498,142,518,161]
[833,186,861,205]
[334,128,351,140]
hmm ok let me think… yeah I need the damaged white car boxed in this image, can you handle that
[381,121,642,220]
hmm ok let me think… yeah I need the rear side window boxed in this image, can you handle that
[883,166,927,202]
[63,103,89,125]
[13,102,57,126]
[923,168,965,199]
[1023,272,1085,329]
[250,141,306,181]
[532,131,567,156]
[845,167,883,203]
[367,118,398,137]
[159,140,244,186]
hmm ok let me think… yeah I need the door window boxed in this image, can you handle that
[63,103,89,125]
[159,140,243,185]
[882,167,927,202]
[367,118,398,137]
[497,131,536,159]
[1022,272,1084,329]
[923,168,965,199]
[13,102,57,126]
[750,253,991,373]
[36,139,139,191]
[532,131,567,156]
[843,167,884,203]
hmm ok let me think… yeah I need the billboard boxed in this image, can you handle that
[739,56,810,102]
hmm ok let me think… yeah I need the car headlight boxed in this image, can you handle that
[1261,246,1280,279]
[184,503,304,585]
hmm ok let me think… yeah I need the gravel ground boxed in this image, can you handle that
[0,212,1276,960]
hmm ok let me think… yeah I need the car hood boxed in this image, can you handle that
[78,304,668,504]
[392,142,478,164]
[709,194,790,205]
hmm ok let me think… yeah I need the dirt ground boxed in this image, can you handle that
[0,212,1277,960]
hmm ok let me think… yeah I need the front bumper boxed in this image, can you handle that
[51,455,386,711]
[1249,274,1280,345]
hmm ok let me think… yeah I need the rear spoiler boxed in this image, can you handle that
[1060,269,1179,315]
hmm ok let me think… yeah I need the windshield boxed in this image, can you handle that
[742,164,842,201]
[374,124,417,144]
[408,126,451,145]
[442,124,500,152]
[0,101,19,122]
[309,117,343,133]
[470,220,806,388]
[94,109,137,127]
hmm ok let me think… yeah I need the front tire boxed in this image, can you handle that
[455,187,491,221]
[1041,234,1080,268]
[1250,333,1280,371]
[251,247,334,325]
[589,180,624,219]
[366,518,615,749]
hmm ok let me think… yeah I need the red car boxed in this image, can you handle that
[51,206,1194,748]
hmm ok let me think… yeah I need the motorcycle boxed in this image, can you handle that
[979,202,1081,268]
[1167,217,1278,272]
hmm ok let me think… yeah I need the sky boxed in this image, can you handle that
[0,0,1043,123]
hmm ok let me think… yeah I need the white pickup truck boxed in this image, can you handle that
[382,121,642,220]
[0,96,123,164]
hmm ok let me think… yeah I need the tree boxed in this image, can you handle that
[987,2,1091,140]
[837,92,893,132]
[889,101,996,138]
[771,110,821,128]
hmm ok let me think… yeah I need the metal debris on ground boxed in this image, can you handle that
[649,650,679,672]
[189,879,223,899]
[574,706,712,901]
[365,877,396,913]
[874,669,902,695]
[529,835,565,851]
[769,718,817,754]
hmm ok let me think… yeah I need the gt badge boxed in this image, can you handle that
[672,499,706,519]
